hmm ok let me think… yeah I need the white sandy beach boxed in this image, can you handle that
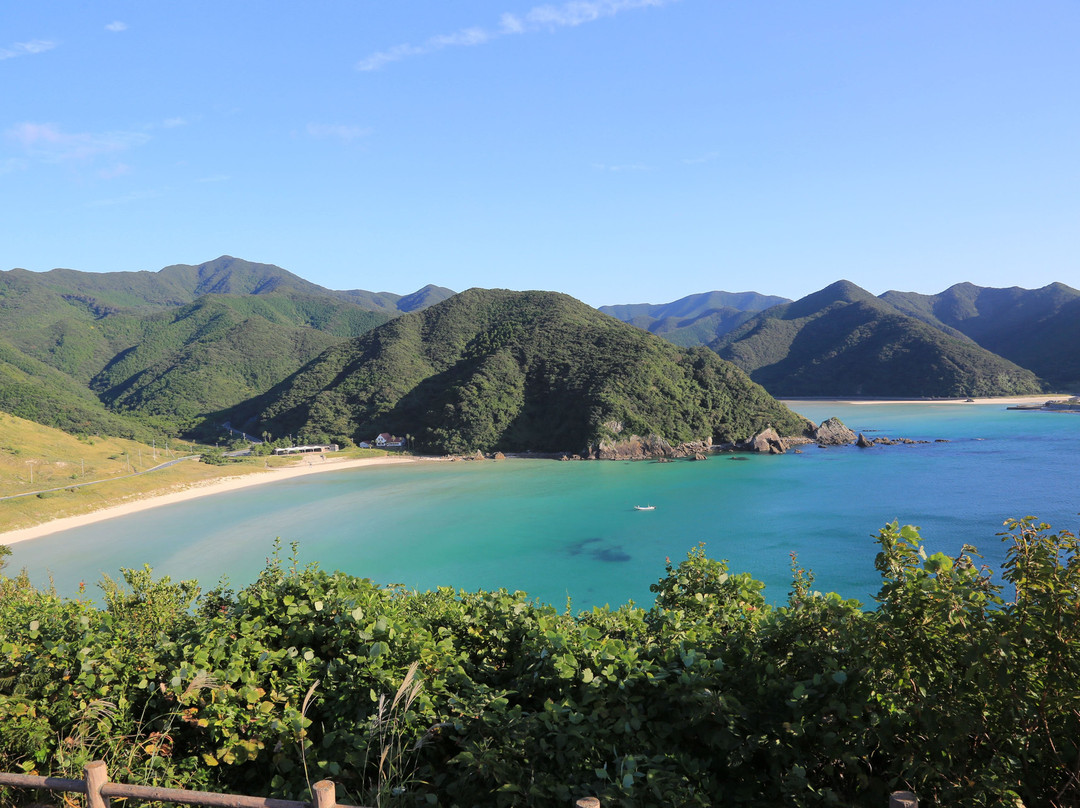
[783,395,1069,407]
[0,455,418,546]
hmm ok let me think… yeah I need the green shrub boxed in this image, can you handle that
[2,519,1079,806]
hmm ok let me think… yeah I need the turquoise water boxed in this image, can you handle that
[7,402,1080,610]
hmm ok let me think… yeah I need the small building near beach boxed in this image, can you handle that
[273,444,339,455]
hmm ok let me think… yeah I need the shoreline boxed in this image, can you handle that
[782,395,1069,407]
[4,395,1072,547]
[0,455,419,547]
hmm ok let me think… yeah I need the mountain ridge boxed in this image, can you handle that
[5,256,455,314]
[604,279,1076,394]
[241,288,811,454]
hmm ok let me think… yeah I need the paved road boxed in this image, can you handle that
[0,455,200,503]
[3,424,257,504]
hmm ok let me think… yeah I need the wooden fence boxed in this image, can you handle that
[0,761,358,807]
[0,762,919,807]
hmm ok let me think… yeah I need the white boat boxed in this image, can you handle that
[634,505,655,511]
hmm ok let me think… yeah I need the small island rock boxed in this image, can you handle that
[742,427,786,454]
[814,417,857,446]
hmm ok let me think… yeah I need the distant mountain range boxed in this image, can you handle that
[603,281,1078,396]
[0,256,453,437]
[598,291,790,348]
[1,256,1075,447]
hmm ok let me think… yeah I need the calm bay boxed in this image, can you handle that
[7,402,1079,610]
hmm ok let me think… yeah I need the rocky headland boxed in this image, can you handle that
[736,416,944,453]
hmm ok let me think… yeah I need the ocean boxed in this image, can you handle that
[6,401,1079,610]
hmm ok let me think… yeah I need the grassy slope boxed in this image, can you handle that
[0,411,207,532]
[0,412,391,534]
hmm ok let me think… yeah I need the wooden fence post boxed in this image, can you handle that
[85,760,111,808]
[311,779,336,808]
[890,791,917,808]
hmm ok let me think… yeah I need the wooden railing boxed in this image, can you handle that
[0,760,361,807]
[0,762,920,807]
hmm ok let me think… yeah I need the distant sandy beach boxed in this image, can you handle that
[783,395,1069,407]
[0,455,418,547]
[4,395,1071,546]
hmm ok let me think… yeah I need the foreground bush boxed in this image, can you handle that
[1,518,1078,807]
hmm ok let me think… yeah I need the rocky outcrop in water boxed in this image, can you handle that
[814,417,857,445]
[586,435,713,460]
[741,428,787,454]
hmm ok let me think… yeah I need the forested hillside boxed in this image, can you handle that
[606,280,1073,395]
[0,258,450,439]
[881,282,1080,387]
[89,298,365,432]
[712,281,1043,397]
[3,256,454,314]
[0,340,150,440]
[3,257,1071,446]
[244,289,810,453]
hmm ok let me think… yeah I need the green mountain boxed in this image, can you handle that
[713,281,1044,397]
[880,282,1080,387]
[242,289,810,453]
[600,291,790,347]
[89,296,382,431]
[0,257,452,437]
[4,256,455,314]
[0,338,150,439]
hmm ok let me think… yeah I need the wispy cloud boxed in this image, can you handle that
[197,174,231,183]
[0,39,56,60]
[6,122,150,163]
[682,151,719,165]
[105,21,128,33]
[88,188,163,207]
[98,163,132,179]
[357,0,676,71]
[1,157,28,175]
[592,162,652,172]
[306,123,373,142]
[162,117,187,128]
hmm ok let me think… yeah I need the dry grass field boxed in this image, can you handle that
[0,412,387,534]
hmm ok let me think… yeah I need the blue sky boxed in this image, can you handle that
[3,1,1078,306]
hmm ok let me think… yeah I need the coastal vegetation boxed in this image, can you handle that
[245,289,810,454]
[1,517,1077,806]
